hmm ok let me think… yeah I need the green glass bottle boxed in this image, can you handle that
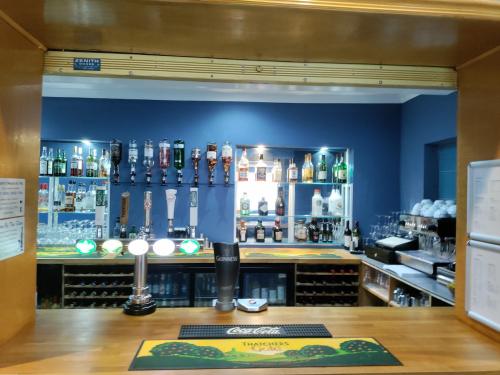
[338,155,347,184]
[173,140,185,185]
[317,154,327,182]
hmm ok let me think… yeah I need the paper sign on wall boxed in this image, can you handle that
[0,179,25,260]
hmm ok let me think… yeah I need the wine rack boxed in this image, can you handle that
[295,264,359,307]
[62,265,133,309]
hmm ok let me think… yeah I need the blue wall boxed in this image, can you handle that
[41,98,402,242]
[400,93,457,211]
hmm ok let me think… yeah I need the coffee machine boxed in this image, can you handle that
[396,214,456,277]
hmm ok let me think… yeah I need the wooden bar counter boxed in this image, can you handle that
[1,307,499,374]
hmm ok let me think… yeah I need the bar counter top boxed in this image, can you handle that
[37,247,360,265]
[1,307,499,374]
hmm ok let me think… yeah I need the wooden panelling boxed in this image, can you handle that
[0,16,43,344]
[1,1,500,67]
[1,308,500,374]
[456,48,500,342]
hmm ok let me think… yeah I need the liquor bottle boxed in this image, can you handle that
[206,142,217,185]
[308,218,320,243]
[128,139,138,184]
[46,148,54,176]
[143,139,154,185]
[321,222,329,243]
[343,220,352,250]
[255,220,266,242]
[258,197,268,216]
[311,189,323,217]
[85,181,97,211]
[74,183,86,211]
[271,159,282,182]
[87,149,98,177]
[110,139,122,184]
[328,188,343,216]
[191,147,201,186]
[272,218,283,242]
[301,153,314,183]
[338,155,347,184]
[352,221,362,252]
[112,217,121,238]
[317,154,327,182]
[240,192,250,216]
[70,146,79,177]
[174,140,185,185]
[77,147,84,176]
[255,153,267,182]
[275,186,285,216]
[64,180,76,212]
[332,154,339,183]
[53,183,63,211]
[98,149,110,178]
[60,150,67,177]
[52,149,62,176]
[238,147,249,181]
[39,146,48,176]
[221,141,232,186]
[287,158,298,183]
[159,139,170,185]
[37,184,48,211]
[238,220,247,242]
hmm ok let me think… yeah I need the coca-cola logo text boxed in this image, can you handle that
[226,326,282,335]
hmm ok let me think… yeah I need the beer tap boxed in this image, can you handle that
[128,139,138,185]
[221,141,233,186]
[143,191,153,238]
[165,189,177,237]
[206,142,218,186]
[110,139,122,184]
[143,139,154,186]
[191,147,201,187]
[159,139,170,185]
[119,192,130,238]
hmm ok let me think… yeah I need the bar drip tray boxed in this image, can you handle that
[178,324,332,339]
[396,250,452,276]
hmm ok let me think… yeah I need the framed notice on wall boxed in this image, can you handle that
[0,178,25,261]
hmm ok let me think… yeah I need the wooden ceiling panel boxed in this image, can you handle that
[1,0,500,67]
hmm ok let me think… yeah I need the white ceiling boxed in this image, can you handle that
[42,75,455,104]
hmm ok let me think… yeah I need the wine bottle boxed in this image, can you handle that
[352,221,362,252]
[317,154,327,182]
[309,218,320,243]
[343,220,352,250]
[338,155,347,184]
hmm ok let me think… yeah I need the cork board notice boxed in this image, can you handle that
[0,179,25,261]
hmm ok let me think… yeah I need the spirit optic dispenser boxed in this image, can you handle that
[143,139,154,185]
[159,139,170,185]
[206,142,218,186]
[221,141,233,186]
[165,189,177,237]
[173,140,185,185]
[191,147,201,186]
[128,139,138,184]
[110,139,122,184]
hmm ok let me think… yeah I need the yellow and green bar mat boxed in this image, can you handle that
[130,338,401,370]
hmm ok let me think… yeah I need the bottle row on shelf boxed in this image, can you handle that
[237,148,348,184]
[239,187,344,218]
[40,146,110,178]
[38,179,108,213]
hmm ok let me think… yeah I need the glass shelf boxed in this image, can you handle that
[111,181,233,187]
[39,210,97,215]
[39,176,108,181]
[239,239,343,247]
[236,214,345,220]
[237,181,347,186]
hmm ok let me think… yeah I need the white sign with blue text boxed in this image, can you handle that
[0,178,25,261]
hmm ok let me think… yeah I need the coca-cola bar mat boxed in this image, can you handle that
[129,337,401,370]
[178,324,332,339]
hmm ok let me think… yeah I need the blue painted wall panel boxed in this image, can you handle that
[41,98,401,242]
[399,93,457,211]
